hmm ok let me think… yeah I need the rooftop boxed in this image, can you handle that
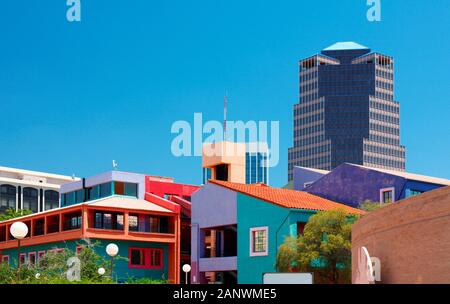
[294,166,330,175]
[0,165,78,182]
[349,164,450,186]
[209,180,363,215]
[0,195,175,224]
[323,42,369,51]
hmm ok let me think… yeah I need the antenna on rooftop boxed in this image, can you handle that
[223,91,228,141]
[112,160,118,170]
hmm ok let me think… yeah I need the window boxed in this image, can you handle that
[114,182,138,197]
[406,189,423,198]
[130,248,145,267]
[128,248,163,269]
[129,214,138,231]
[297,222,306,236]
[28,252,37,266]
[76,246,84,255]
[380,187,395,204]
[128,214,170,233]
[1,255,9,264]
[19,253,26,266]
[23,187,38,213]
[89,185,100,201]
[44,190,59,211]
[75,189,84,204]
[62,191,76,206]
[0,184,16,212]
[93,211,124,230]
[63,212,82,230]
[38,251,46,264]
[149,249,162,267]
[250,227,269,256]
[100,182,112,198]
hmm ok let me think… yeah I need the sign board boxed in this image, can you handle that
[262,273,313,284]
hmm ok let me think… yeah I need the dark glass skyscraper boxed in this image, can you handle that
[288,42,406,180]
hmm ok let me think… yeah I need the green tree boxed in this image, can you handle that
[358,200,390,212]
[276,209,359,284]
[0,208,33,221]
[0,240,116,284]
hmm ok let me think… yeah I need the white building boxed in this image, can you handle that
[0,166,79,214]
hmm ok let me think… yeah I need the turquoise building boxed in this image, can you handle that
[191,180,362,284]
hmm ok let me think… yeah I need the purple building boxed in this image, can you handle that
[294,163,450,208]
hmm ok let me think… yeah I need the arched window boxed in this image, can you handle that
[0,184,16,212]
[45,190,59,211]
[23,187,38,213]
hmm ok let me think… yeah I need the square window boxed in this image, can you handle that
[28,252,36,266]
[380,187,395,204]
[76,246,84,255]
[38,251,46,264]
[149,249,162,268]
[19,253,26,265]
[130,249,145,267]
[128,248,163,269]
[250,227,268,257]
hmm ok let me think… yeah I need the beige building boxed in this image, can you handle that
[202,142,269,184]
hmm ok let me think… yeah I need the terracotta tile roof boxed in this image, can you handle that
[209,180,364,215]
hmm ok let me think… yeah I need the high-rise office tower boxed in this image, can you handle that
[288,42,406,181]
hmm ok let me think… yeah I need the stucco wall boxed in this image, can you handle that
[236,193,314,284]
[0,239,169,281]
[190,183,237,283]
[352,186,450,284]
[293,167,326,191]
[306,163,405,207]
[60,171,146,199]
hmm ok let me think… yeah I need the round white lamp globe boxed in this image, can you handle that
[106,243,119,257]
[182,264,191,273]
[98,267,106,275]
[10,222,29,239]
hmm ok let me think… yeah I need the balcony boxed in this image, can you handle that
[199,256,237,272]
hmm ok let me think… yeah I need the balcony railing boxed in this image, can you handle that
[128,224,174,234]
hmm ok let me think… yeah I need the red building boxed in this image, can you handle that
[146,176,199,283]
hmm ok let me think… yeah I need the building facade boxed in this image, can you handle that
[202,142,269,185]
[0,194,181,282]
[288,42,406,180]
[191,180,362,284]
[293,163,450,208]
[0,170,200,283]
[352,186,450,283]
[0,166,78,214]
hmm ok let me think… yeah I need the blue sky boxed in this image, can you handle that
[0,0,449,187]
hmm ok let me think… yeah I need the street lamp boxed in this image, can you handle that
[182,264,191,284]
[10,222,29,281]
[106,243,119,279]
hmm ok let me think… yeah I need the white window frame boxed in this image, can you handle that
[379,187,395,204]
[249,226,269,257]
